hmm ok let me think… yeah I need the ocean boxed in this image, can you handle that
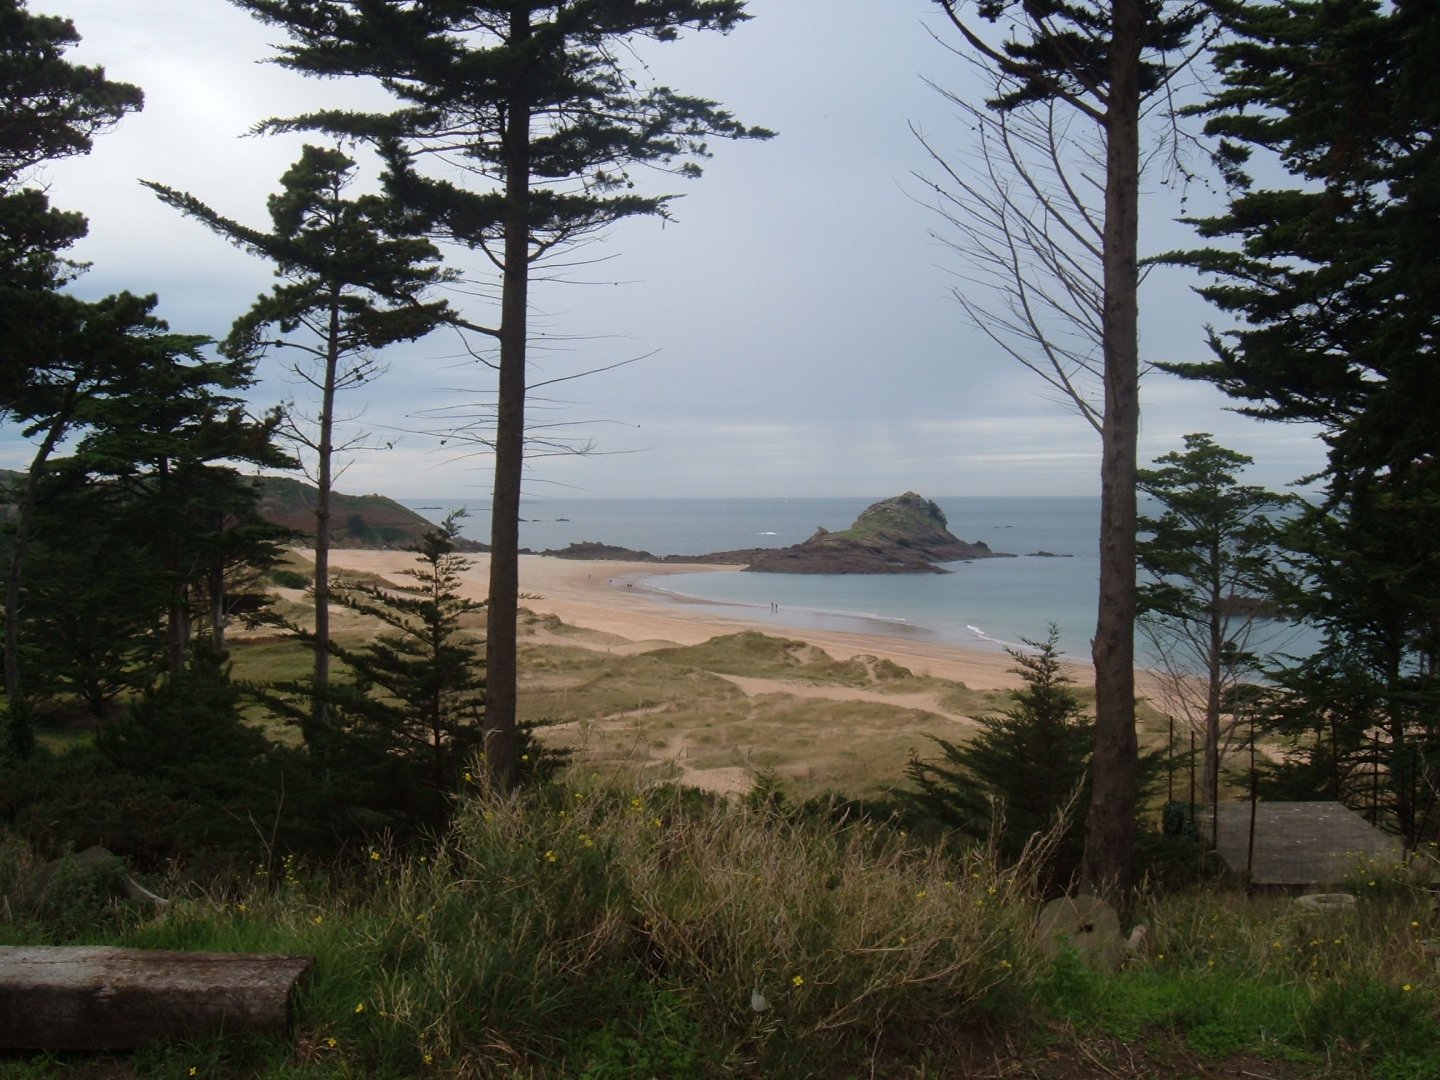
[399,495,1107,660]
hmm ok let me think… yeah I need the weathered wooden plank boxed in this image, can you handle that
[0,947,314,1050]
[1208,800,1402,888]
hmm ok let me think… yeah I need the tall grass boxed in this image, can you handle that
[6,786,1440,1077]
[9,784,1041,1076]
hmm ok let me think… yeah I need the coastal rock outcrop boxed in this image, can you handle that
[532,541,763,565]
[744,492,1011,575]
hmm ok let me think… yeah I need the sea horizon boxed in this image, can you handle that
[395,492,1319,667]
[400,494,1107,659]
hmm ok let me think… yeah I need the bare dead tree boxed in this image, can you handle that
[921,0,1215,895]
[915,98,1107,434]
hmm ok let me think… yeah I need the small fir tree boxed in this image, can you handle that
[902,628,1093,893]
[92,644,283,863]
[268,514,487,838]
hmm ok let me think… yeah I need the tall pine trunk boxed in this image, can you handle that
[1082,0,1143,897]
[483,7,533,791]
[308,296,342,742]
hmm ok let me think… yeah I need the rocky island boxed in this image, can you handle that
[745,492,1011,575]
[534,493,1012,574]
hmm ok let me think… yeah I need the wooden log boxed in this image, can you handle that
[0,946,314,1050]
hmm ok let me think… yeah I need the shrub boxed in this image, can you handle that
[898,627,1093,893]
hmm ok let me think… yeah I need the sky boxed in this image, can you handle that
[16,0,1329,502]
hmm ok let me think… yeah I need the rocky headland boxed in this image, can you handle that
[743,492,1011,574]
[253,476,486,552]
[534,493,1015,574]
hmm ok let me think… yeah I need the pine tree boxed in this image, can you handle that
[18,474,166,719]
[1164,0,1440,843]
[1,292,179,751]
[146,145,452,735]
[0,0,142,756]
[0,0,142,305]
[1254,484,1440,845]
[902,628,1093,893]
[266,514,487,837]
[229,0,772,789]
[1166,0,1439,494]
[72,337,295,675]
[1137,433,1289,813]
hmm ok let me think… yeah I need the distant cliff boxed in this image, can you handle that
[254,476,485,552]
[0,469,473,551]
[744,492,1010,575]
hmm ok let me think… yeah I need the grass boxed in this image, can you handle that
[8,608,1439,1077]
[2,784,1041,1076]
[5,783,1440,1078]
[515,628,1010,800]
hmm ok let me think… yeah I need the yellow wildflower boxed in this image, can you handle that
[791,975,804,987]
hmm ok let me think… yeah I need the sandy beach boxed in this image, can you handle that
[326,548,1068,692]
[313,547,1167,795]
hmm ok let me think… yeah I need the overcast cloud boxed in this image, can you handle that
[17,0,1328,501]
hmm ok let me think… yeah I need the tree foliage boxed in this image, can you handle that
[1165,0,1440,845]
[18,475,166,719]
[262,515,488,838]
[1167,0,1439,494]
[1137,433,1289,808]
[902,628,1093,894]
[147,144,452,734]
[229,0,771,789]
[0,0,142,302]
[1253,486,1440,845]
[0,0,143,756]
